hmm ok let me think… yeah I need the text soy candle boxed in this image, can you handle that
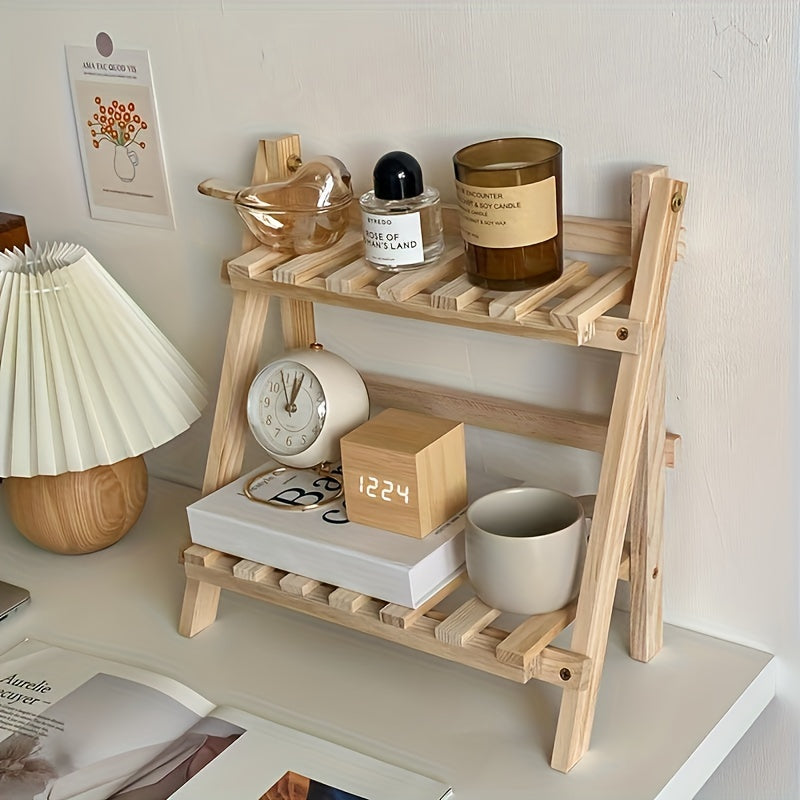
[453,137,563,291]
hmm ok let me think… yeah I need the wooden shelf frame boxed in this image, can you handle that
[179,135,687,774]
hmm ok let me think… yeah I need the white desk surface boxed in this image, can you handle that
[0,478,775,800]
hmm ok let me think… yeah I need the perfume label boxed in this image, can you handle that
[455,176,558,248]
[362,211,424,267]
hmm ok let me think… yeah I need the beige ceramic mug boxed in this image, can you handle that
[465,486,593,615]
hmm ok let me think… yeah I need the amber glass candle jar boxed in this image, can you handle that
[453,138,563,291]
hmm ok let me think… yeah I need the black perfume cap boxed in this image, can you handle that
[372,151,424,200]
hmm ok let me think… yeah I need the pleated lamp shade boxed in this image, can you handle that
[0,242,207,553]
[0,242,207,477]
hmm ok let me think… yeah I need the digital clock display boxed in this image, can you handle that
[357,474,410,504]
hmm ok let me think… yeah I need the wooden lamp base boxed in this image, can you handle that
[4,456,148,554]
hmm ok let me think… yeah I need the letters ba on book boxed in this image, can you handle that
[0,639,452,800]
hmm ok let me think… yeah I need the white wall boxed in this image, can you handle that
[1,1,797,796]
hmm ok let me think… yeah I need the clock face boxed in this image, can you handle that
[356,473,412,506]
[247,359,327,457]
[247,343,370,470]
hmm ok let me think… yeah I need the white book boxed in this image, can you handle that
[187,463,467,608]
[188,463,512,609]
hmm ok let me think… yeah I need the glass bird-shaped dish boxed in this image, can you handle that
[198,156,353,255]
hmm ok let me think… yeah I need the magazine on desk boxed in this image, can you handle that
[0,639,452,800]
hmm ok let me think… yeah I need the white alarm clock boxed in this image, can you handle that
[246,342,370,470]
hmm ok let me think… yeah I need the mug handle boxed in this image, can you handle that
[575,494,596,520]
[575,494,596,540]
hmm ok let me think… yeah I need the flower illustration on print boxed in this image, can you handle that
[0,733,56,790]
[87,96,148,183]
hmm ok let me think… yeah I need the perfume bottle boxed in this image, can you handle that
[359,151,444,272]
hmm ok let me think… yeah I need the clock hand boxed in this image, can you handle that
[289,372,304,407]
[280,370,291,410]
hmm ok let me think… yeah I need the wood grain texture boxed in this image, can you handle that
[280,297,316,350]
[5,456,147,554]
[324,258,381,293]
[374,243,464,302]
[378,572,466,629]
[438,205,632,257]
[487,260,588,321]
[228,267,643,355]
[328,587,372,612]
[629,335,666,661]
[628,166,670,663]
[178,578,222,638]
[429,273,485,311]
[563,216,632,256]
[233,559,273,582]
[549,266,633,345]
[361,371,679,467]
[279,573,320,597]
[201,287,271,497]
[183,556,582,685]
[434,597,501,646]
[183,544,229,567]
[227,246,290,280]
[630,166,669,277]
[551,175,686,772]
[340,408,467,537]
[272,230,364,285]
[495,601,578,670]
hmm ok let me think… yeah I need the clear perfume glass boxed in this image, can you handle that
[359,151,445,272]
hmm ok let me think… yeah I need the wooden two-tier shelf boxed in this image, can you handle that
[179,135,687,773]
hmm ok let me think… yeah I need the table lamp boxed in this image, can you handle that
[0,242,207,554]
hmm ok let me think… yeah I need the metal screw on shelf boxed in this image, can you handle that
[616,327,629,341]
[287,154,303,172]
[671,193,684,212]
[559,668,572,682]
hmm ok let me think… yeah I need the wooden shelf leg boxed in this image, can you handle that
[281,297,317,350]
[627,163,670,664]
[179,135,312,638]
[177,286,271,630]
[550,176,686,772]
[201,287,271,496]
[630,165,669,282]
[629,334,666,662]
[179,578,221,637]
[179,545,228,636]
[262,136,317,352]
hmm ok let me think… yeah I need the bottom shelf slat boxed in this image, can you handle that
[328,587,371,612]
[183,552,590,687]
[496,601,578,670]
[434,597,502,646]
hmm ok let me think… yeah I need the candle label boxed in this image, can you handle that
[362,211,424,267]
[455,176,557,248]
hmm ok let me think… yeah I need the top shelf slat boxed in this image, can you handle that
[225,214,638,353]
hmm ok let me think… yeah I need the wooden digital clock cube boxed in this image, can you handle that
[340,408,467,538]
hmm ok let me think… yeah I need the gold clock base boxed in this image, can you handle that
[243,463,343,511]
